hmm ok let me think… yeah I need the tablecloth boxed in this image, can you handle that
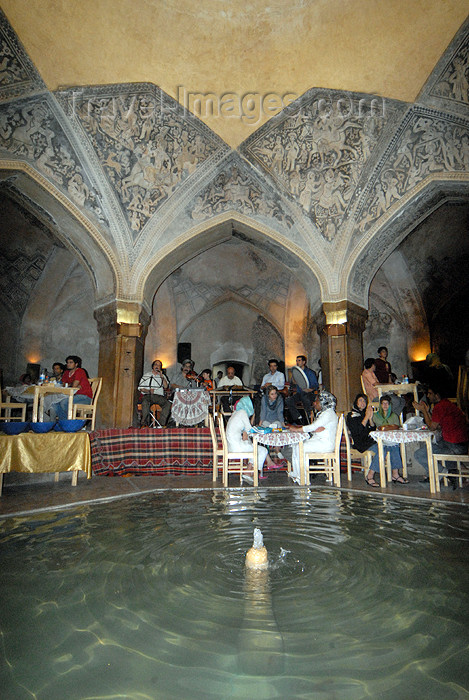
[171,389,210,426]
[369,429,434,445]
[90,427,214,476]
[0,432,91,477]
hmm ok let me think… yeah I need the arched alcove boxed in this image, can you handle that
[143,218,323,380]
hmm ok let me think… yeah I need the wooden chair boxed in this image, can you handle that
[72,377,102,431]
[208,413,223,481]
[343,423,374,480]
[300,414,344,486]
[431,452,469,492]
[217,411,258,487]
[0,396,27,421]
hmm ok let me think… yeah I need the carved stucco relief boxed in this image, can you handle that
[190,162,294,228]
[354,108,469,239]
[0,9,45,104]
[242,91,390,241]
[0,96,107,225]
[64,86,224,236]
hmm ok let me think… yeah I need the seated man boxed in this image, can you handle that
[413,383,468,484]
[170,359,198,390]
[254,358,286,423]
[285,355,319,425]
[260,359,285,392]
[138,359,171,427]
[51,355,92,420]
[218,365,244,413]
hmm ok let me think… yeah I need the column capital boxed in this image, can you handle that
[94,301,151,339]
[319,300,368,336]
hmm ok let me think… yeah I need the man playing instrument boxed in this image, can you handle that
[138,359,171,427]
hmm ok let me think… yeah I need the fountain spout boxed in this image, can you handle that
[245,527,268,569]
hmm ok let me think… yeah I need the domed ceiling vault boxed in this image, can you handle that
[0,4,468,313]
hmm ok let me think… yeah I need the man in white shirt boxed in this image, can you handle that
[138,359,171,427]
[218,365,244,412]
[260,359,285,391]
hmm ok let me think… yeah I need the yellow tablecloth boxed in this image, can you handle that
[0,432,91,478]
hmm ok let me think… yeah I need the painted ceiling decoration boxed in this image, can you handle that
[0,8,467,307]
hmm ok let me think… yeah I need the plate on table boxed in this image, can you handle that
[291,366,309,390]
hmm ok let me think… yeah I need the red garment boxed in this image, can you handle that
[432,399,468,444]
[374,357,391,383]
[62,367,92,398]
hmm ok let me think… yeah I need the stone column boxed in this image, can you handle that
[317,301,368,413]
[94,302,150,428]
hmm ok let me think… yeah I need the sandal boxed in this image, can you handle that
[365,477,379,488]
[392,476,409,484]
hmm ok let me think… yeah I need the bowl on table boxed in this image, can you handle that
[57,419,87,432]
[30,421,55,433]
[1,421,30,435]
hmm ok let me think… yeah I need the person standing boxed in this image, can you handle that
[285,355,319,425]
[374,346,392,383]
[138,359,171,427]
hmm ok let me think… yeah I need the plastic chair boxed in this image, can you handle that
[299,414,344,486]
[217,411,258,487]
[72,377,102,431]
[208,413,223,481]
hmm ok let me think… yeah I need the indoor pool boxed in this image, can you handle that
[0,489,468,700]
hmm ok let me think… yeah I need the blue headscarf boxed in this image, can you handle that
[235,396,254,416]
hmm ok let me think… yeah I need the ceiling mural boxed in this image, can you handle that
[0,9,45,103]
[0,8,467,308]
[242,90,394,242]
[0,95,107,224]
[354,107,469,238]
[59,85,226,237]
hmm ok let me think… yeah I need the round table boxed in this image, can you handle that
[251,430,311,485]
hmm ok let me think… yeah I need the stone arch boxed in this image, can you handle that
[0,161,119,303]
[344,174,469,308]
[140,213,326,310]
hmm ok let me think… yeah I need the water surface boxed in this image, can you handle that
[0,489,468,699]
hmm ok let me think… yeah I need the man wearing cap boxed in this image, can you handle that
[170,359,197,390]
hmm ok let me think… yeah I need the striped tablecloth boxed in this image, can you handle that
[90,427,214,476]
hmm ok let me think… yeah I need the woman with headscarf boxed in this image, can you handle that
[347,393,407,486]
[288,390,339,484]
[260,386,285,428]
[225,396,275,483]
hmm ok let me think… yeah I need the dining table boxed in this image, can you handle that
[251,429,310,485]
[377,382,420,413]
[370,428,436,491]
[6,384,78,422]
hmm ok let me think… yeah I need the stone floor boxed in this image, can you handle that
[1,467,468,519]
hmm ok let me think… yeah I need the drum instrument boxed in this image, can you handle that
[291,366,309,390]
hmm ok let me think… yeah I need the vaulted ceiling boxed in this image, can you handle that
[2,0,468,147]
